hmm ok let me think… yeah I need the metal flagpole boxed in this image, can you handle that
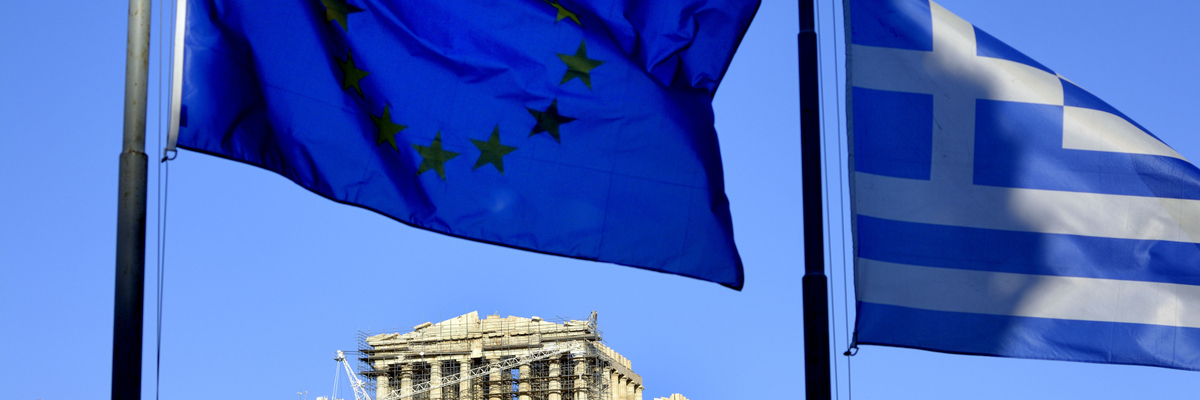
[799,0,832,399]
[113,0,152,398]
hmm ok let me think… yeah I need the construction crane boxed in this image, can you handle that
[330,340,592,400]
[335,350,375,400]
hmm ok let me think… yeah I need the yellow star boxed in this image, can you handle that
[546,0,581,26]
[370,104,406,150]
[557,41,604,89]
[317,0,363,31]
[471,126,517,173]
[412,131,461,180]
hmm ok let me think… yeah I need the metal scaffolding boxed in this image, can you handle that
[353,311,633,400]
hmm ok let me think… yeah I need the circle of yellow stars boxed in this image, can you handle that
[317,0,602,180]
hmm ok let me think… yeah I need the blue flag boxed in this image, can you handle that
[176,0,757,288]
[850,0,1200,370]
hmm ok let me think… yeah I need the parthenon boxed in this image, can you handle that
[356,311,660,400]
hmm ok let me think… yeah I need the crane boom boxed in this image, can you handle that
[337,350,374,400]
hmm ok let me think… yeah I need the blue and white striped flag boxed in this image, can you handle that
[850,0,1200,370]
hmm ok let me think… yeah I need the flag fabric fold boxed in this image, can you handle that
[850,0,1200,370]
[178,0,758,289]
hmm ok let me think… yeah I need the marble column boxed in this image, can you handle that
[457,359,471,400]
[376,369,391,400]
[575,359,589,400]
[400,363,413,398]
[489,359,503,400]
[633,386,642,400]
[431,360,443,400]
[519,364,531,400]
[610,370,621,400]
[548,359,561,400]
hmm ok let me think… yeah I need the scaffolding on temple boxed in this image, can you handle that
[353,311,644,400]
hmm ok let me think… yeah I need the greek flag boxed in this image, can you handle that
[850,0,1200,370]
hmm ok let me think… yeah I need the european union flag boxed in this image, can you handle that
[174,0,757,288]
[851,0,1200,370]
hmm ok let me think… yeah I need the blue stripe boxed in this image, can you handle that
[1061,78,1155,135]
[973,26,1053,74]
[857,302,1200,371]
[849,0,932,51]
[858,215,1200,286]
[972,99,1200,200]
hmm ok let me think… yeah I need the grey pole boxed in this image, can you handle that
[112,0,151,398]
[799,0,832,399]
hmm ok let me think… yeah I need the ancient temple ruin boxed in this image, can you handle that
[357,311,648,400]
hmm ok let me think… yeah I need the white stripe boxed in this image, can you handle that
[166,0,188,154]
[858,259,1200,328]
[1063,106,1186,161]
[856,172,1200,244]
[851,43,1062,106]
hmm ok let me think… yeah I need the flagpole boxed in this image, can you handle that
[113,0,151,398]
[799,0,832,399]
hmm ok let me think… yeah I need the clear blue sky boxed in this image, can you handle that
[3,0,1200,398]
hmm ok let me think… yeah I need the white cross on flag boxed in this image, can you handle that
[850,0,1200,370]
